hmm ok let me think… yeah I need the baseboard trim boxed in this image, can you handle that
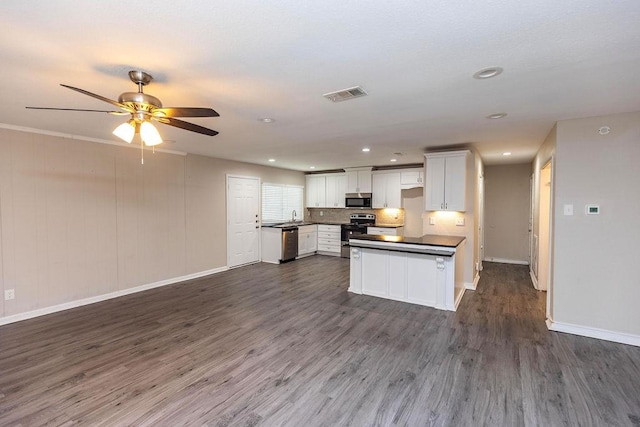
[530,270,539,290]
[547,319,640,347]
[465,274,480,290]
[484,257,529,265]
[0,266,228,326]
[454,287,466,310]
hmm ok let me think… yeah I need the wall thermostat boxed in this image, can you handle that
[586,205,600,215]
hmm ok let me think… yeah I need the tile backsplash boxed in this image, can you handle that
[306,208,404,225]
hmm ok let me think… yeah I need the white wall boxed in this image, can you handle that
[484,163,531,263]
[0,128,304,320]
[552,111,640,337]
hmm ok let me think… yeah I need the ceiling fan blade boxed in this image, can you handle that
[152,107,219,118]
[26,106,129,115]
[60,84,132,112]
[155,117,219,136]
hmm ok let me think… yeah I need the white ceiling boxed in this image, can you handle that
[1,1,639,171]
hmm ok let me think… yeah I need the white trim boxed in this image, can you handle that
[530,270,539,290]
[454,287,466,309]
[0,266,227,326]
[484,257,528,265]
[0,123,187,156]
[466,274,479,290]
[547,319,640,347]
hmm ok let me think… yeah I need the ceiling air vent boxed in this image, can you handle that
[323,86,368,102]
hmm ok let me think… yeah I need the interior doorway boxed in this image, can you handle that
[226,175,261,268]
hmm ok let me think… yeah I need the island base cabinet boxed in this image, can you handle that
[349,246,457,311]
[406,254,437,306]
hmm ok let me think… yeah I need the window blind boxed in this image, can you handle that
[262,184,303,223]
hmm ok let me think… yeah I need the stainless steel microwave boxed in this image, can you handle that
[345,193,372,208]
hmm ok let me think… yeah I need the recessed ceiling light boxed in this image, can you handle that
[390,158,397,162]
[503,152,512,156]
[487,113,507,119]
[268,158,276,162]
[362,147,370,152]
[309,166,315,169]
[598,126,611,135]
[473,67,503,79]
[259,118,275,123]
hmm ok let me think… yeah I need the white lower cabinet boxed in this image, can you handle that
[317,224,341,256]
[298,225,318,257]
[261,227,282,264]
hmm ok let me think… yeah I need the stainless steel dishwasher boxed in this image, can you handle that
[280,226,299,262]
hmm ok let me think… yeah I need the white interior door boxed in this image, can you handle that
[227,175,260,268]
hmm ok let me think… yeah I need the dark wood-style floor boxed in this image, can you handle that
[1,258,639,426]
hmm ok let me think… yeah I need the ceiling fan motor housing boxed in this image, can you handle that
[118,92,162,110]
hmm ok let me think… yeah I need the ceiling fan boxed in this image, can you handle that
[26,70,220,148]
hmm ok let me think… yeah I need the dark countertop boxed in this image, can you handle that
[262,221,347,228]
[350,234,465,248]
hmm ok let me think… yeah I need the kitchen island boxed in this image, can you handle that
[348,234,466,311]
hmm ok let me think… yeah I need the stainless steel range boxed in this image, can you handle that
[341,213,376,258]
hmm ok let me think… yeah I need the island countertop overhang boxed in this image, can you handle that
[349,234,465,257]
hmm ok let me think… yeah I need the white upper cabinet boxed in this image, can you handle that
[345,168,372,193]
[305,175,326,208]
[325,173,347,208]
[400,168,424,189]
[424,151,468,211]
[306,173,346,208]
[372,172,401,208]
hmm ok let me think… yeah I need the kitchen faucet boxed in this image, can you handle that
[291,210,297,222]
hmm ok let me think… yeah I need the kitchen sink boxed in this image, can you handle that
[272,221,313,228]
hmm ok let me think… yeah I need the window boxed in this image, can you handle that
[262,184,304,223]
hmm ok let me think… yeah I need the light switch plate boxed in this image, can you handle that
[429,217,436,225]
[563,204,574,216]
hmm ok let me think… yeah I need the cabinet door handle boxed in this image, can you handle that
[445,203,448,209]
[441,203,444,209]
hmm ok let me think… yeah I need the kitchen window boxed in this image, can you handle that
[261,184,303,223]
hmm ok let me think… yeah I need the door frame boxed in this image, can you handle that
[544,158,555,323]
[536,159,555,323]
[226,174,262,268]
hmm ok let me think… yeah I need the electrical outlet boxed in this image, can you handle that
[5,289,15,300]
[456,217,465,226]
[320,211,324,216]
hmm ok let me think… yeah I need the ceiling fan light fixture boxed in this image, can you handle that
[113,120,136,143]
[140,121,163,146]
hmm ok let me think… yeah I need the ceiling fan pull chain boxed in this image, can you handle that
[140,137,144,165]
